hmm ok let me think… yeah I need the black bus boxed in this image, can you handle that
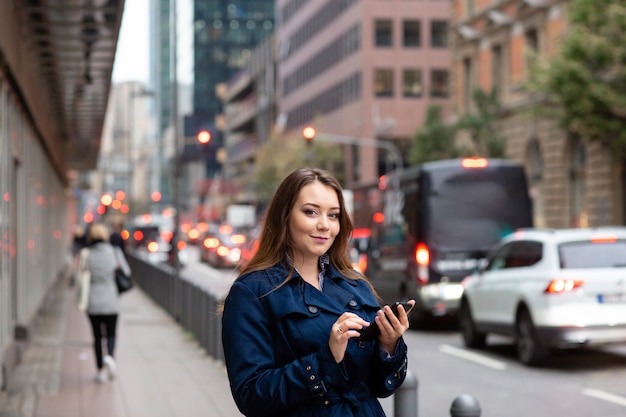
[352,158,533,323]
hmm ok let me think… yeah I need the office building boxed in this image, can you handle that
[186,0,275,178]
[276,0,451,185]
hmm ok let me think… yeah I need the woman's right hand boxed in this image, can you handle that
[329,312,370,363]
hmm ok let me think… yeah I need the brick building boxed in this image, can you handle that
[452,0,625,228]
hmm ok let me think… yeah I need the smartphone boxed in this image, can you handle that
[357,302,414,342]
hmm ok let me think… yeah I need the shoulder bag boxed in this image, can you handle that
[113,246,133,294]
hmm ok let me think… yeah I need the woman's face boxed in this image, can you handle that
[288,181,340,264]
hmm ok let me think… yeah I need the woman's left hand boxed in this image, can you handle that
[376,300,415,354]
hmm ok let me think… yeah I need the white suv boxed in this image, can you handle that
[459,227,626,366]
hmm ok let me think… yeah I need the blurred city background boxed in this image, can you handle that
[1,0,626,416]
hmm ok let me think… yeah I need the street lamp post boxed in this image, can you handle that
[302,128,404,182]
[170,0,182,280]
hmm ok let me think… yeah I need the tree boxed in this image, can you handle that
[456,88,506,158]
[250,136,305,202]
[529,0,626,154]
[409,105,459,165]
[248,133,345,203]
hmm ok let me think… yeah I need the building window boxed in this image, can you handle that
[463,57,473,110]
[375,69,394,97]
[569,137,586,227]
[403,69,422,97]
[525,28,539,53]
[528,139,545,227]
[466,0,474,16]
[430,69,449,97]
[375,19,393,47]
[492,44,503,98]
[525,28,539,78]
[403,20,421,47]
[431,20,448,47]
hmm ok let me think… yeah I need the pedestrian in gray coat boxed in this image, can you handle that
[82,222,131,383]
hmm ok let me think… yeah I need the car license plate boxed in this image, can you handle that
[597,293,626,303]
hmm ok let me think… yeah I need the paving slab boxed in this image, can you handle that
[1,274,243,417]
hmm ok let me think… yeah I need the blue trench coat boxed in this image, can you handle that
[222,262,409,417]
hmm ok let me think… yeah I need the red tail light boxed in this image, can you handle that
[203,237,219,249]
[231,234,247,245]
[187,228,200,241]
[217,246,230,257]
[415,243,430,285]
[415,243,430,265]
[161,230,173,242]
[133,230,144,241]
[545,279,584,293]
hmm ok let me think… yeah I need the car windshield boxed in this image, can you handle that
[559,240,626,268]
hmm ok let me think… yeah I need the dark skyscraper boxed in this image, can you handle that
[186,0,275,175]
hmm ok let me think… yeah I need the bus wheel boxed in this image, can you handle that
[458,300,486,348]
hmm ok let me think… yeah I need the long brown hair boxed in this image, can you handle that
[239,167,377,294]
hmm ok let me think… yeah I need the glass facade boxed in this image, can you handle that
[0,76,69,354]
[193,1,275,117]
[188,1,275,176]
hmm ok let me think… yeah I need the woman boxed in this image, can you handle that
[222,167,414,417]
[82,222,131,383]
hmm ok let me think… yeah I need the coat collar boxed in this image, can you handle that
[263,263,378,317]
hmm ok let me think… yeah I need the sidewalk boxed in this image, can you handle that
[0,273,243,417]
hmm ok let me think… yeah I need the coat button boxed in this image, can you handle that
[308,305,318,314]
[348,300,358,308]
[306,365,312,371]
[324,400,330,405]
[310,375,316,380]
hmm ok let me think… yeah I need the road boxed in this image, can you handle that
[179,245,626,417]
[404,321,626,416]
[179,246,238,299]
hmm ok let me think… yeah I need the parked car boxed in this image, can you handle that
[127,224,188,266]
[200,224,248,268]
[458,227,626,366]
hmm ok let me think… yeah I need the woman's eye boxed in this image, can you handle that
[304,209,317,216]
[328,212,339,219]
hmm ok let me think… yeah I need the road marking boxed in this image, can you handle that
[439,344,507,370]
[581,388,626,407]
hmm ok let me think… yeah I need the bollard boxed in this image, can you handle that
[450,394,481,417]
[394,369,418,417]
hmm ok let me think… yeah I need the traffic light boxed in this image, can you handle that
[302,126,316,141]
[197,130,211,144]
